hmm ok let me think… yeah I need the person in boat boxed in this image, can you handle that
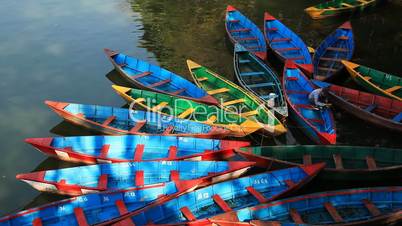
[308,87,330,109]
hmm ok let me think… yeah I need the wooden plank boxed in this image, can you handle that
[275,47,300,52]
[284,179,296,187]
[338,36,349,40]
[162,125,174,135]
[362,199,381,217]
[98,174,108,190]
[197,77,208,82]
[135,170,144,186]
[168,146,177,159]
[320,57,342,62]
[207,88,230,95]
[246,186,267,203]
[303,154,312,165]
[366,156,377,170]
[132,71,152,80]
[363,76,372,81]
[180,206,197,221]
[149,79,171,88]
[102,116,116,126]
[212,194,232,212]
[289,208,305,224]
[326,47,349,52]
[385,86,401,93]
[133,144,145,161]
[341,3,354,7]
[271,38,290,42]
[206,115,217,123]
[178,108,195,119]
[170,88,186,95]
[324,202,344,223]
[333,154,344,169]
[222,99,245,107]
[32,218,43,226]
[237,37,258,41]
[240,110,259,117]
[230,28,250,32]
[170,170,180,181]
[74,208,90,226]
[129,120,146,133]
[151,102,169,111]
[115,200,136,226]
[99,144,110,159]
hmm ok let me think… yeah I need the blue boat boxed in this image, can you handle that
[263,11,313,75]
[17,161,253,196]
[225,5,267,60]
[233,43,288,118]
[207,187,402,225]
[24,135,250,164]
[283,61,336,144]
[104,49,218,105]
[0,179,203,226]
[313,21,354,81]
[103,164,325,225]
[45,101,231,138]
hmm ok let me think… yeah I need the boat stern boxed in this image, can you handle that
[112,85,134,102]
[304,7,323,19]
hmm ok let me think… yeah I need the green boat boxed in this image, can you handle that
[112,85,262,137]
[238,145,402,182]
[343,60,402,101]
[186,60,287,136]
[305,0,383,19]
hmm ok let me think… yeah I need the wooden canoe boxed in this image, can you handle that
[0,172,243,226]
[225,5,267,60]
[45,101,231,139]
[305,0,383,19]
[103,49,218,105]
[100,164,325,226]
[283,61,336,144]
[313,21,354,81]
[234,44,288,118]
[17,161,253,196]
[112,85,262,137]
[24,135,250,164]
[342,60,402,101]
[313,80,402,132]
[263,11,313,75]
[187,60,287,136]
[237,145,402,182]
[201,187,402,226]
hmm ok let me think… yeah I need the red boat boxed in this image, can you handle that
[313,80,402,132]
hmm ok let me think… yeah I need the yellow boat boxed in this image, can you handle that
[305,0,380,20]
[186,60,287,136]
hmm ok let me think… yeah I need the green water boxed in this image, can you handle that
[0,0,401,217]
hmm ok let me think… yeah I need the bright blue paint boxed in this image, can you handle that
[50,135,225,160]
[112,53,209,99]
[63,103,214,135]
[39,161,231,190]
[231,187,402,225]
[392,112,402,122]
[313,25,354,80]
[226,9,266,55]
[0,182,180,226]
[264,15,312,65]
[284,66,336,144]
[129,166,310,225]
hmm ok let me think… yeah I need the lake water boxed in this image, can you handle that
[0,0,401,216]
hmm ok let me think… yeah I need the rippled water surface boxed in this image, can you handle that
[0,0,401,216]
